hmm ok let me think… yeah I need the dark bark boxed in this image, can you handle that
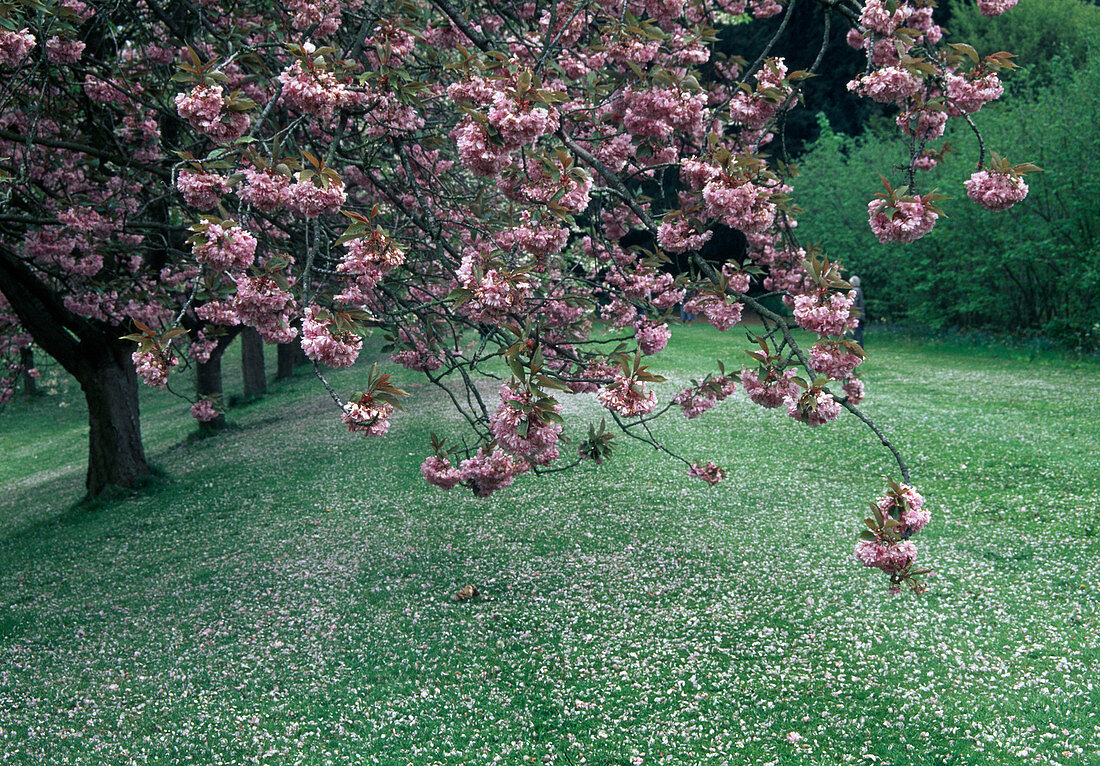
[195,330,239,432]
[276,333,307,380]
[20,346,36,396]
[240,326,266,398]
[0,245,151,496]
[79,339,150,496]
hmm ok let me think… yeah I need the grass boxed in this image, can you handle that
[0,326,1098,765]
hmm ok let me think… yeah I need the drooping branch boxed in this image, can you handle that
[690,253,911,483]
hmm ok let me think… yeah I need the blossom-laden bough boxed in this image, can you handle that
[0,0,1036,587]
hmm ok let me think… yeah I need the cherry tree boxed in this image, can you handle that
[0,0,1030,589]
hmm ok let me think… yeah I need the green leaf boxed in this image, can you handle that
[508,358,526,380]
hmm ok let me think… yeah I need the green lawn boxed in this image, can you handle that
[0,327,1098,765]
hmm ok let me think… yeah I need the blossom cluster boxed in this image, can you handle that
[190,398,220,423]
[279,60,354,119]
[132,348,178,389]
[808,341,863,381]
[0,28,35,68]
[740,365,797,409]
[867,198,939,245]
[342,395,393,437]
[191,223,257,272]
[673,374,737,419]
[965,170,1029,211]
[174,84,249,143]
[423,446,530,498]
[232,276,298,344]
[855,483,931,591]
[488,384,562,466]
[684,294,744,332]
[300,306,363,368]
[177,171,230,210]
[785,386,841,428]
[792,291,856,337]
[598,376,657,417]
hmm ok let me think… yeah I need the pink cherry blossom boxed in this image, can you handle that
[785,387,841,427]
[945,72,1003,115]
[635,320,671,355]
[175,84,249,143]
[657,218,713,254]
[867,198,938,244]
[978,0,1017,16]
[238,168,290,212]
[190,398,220,422]
[855,539,917,573]
[489,384,562,466]
[421,455,463,490]
[598,376,657,417]
[132,348,178,389]
[459,446,528,497]
[847,67,923,104]
[842,376,865,404]
[282,177,346,218]
[45,36,85,64]
[741,365,798,409]
[702,175,776,233]
[342,395,393,437]
[809,341,863,380]
[0,28,35,67]
[965,170,1028,211]
[300,305,363,368]
[793,291,856,336]
[177,171,230,210]
[192,223,257,272]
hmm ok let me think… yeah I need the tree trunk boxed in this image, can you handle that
[20,346,36,396]
[79,341,150,497]
[196,338,230,433]
[240,326,266,399]
[1,248,152,498]
[276,335,307,380]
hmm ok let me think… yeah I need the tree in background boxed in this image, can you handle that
[795,20,1099,350]
[0,0,1033,590]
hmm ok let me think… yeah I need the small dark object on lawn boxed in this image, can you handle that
[453,584,479,601]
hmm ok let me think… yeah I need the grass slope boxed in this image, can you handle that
[0,328,1098,765]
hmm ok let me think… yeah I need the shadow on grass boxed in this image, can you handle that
[64,462,172,516]
[0,463,172,549]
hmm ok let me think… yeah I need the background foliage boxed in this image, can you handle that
[793,2,1100,351]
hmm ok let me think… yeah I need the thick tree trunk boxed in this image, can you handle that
[240,326,266,399]
[20,346,36,396]
[1,248,152,498]
[276,335,307,380]
[79,341,150,497]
